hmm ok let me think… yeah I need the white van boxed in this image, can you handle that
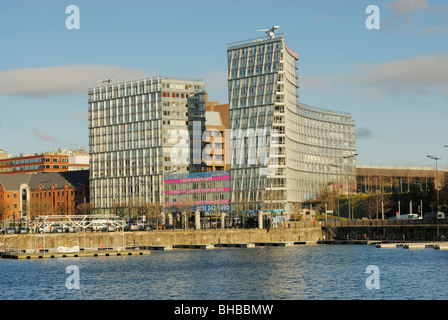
[399,214,421,220]
[90,221,106,231]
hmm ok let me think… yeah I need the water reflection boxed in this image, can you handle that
[0,245,447,300]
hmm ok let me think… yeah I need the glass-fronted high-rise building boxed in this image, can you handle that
[227,29,356,214]
[88,77,205,211]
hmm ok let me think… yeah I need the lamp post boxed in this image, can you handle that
[330,163,341,219]
[427,154,441,212]
[343,153,358,220]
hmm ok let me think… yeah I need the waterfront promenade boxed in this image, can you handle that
[2,219,448,259]
[0,224,322,255]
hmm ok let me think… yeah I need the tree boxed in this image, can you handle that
[178,203,194,230]
[30,199,53,217]
[56,203,68,215]
[76,203,95,215]
[144,201,164,230]
[0,202,8,230]
[113,201,127,220]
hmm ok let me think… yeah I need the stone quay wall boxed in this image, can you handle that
[0,226,322,252]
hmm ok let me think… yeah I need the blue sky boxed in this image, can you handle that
[0,0,447,168]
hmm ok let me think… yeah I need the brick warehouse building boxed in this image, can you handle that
[0,170,89,222]
[0,149,89,174]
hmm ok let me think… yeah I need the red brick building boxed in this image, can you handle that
[0,170,89,221]
[0,152,69,174]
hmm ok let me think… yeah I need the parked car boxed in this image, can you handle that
[52,225,64,233]
[6,228,15,234]
[18,227,29,234]
[138,223,149,231]
[91,222,106,232]
[39,226,52,233]
[64,227,77,233]
[130,223,139,231]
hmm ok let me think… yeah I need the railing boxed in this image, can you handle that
[320,218,448,228]
[228,33,284,48]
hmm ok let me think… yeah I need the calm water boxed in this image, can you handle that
[1,245,447,300]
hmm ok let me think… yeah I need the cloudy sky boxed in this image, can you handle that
[0,0,447,168]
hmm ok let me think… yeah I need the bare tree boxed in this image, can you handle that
[76,202,96,215]
[0,202,8,231]
[144,201,164,230]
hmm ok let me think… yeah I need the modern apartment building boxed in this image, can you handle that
[227,28,356,214]
[88,76,206,211]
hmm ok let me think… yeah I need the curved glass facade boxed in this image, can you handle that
[227,33,356,214]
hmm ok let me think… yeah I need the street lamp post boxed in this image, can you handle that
[343,153,358,220]
[427,154,441,212]
[330,163,341,219]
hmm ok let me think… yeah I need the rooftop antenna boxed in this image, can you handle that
[101,78,114,84]
[257,25,280,39]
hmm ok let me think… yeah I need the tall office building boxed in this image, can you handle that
[227,27,356,214]
[88,77,206,212]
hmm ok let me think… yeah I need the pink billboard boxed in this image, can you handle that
[164,175,230,184]
[165,199,231,206]
[164,187,231,195]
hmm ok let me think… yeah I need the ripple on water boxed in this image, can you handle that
[1,245,448,300]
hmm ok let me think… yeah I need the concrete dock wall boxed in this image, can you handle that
[0,226,322,252]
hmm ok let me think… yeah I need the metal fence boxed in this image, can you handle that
[320,218,448,228]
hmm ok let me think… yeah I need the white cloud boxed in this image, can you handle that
[420,26,448,34]
[351,88,385,101]
[356,127,374,139]
[33,128,59,142]
[301,54,448,96]
[0,65,150,97]
[316,14,328,21]
[358,54,448,89]
[386,0,429,17]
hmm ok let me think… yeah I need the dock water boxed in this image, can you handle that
[3,239,446,260]
[1,241,315,259]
